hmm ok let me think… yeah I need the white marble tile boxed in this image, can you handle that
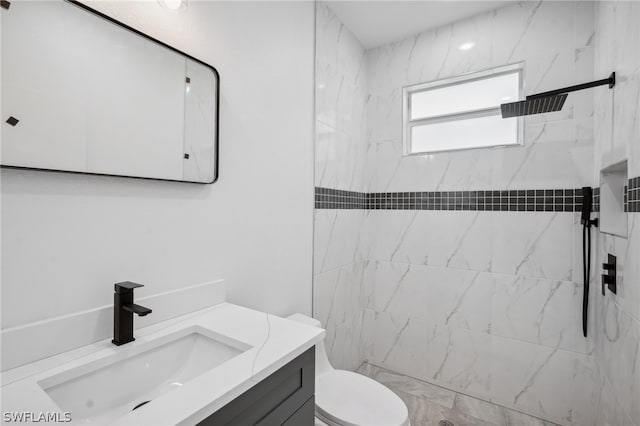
[492,2,573,66]
[573,45,595,121]
[610,0,640,78]
[427,269,492,334]
[492,120,575,190]
[571,353,598,426]
[612,72,640,168]
[573,119,595,188]
[367,92,401,144]
[364,261,428,322]
[313,209,365,273]
[502,409,559,426]
[597,296,640,426]
[491,273,573,351]
[491,212,573,281]
[313,262,364,329]
[453,393,506,426]
[392,389,454,426]
[357,362,457,409]
[424,11,495,82]
[620,214,640,322]
[315,122,365,191]
[425,324,491,398]
[362,309,430,380]
[574,1,595,51]
[366,210,415,261]
[328,311,364,371]
[368,211,491,272]
[594,368,632,426]
[369,140,494,193]
[490,336,572,424]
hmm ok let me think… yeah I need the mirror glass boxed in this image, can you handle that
[1,0,219,183]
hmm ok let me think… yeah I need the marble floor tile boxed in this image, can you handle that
[502,409,559,426]
[357,362,560,426]
[453,393,506,425]
[358,362,457,408]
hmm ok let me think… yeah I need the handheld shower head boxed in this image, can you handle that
[500,72,615,118]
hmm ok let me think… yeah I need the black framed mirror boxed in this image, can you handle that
[1,0,219,183]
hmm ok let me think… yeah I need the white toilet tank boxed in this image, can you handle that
[286,314,333,375]
[287,313,411,426]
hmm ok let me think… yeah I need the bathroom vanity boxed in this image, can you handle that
[199,347,315,425]
[0,303,323,425]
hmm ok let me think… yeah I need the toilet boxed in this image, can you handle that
[288,314,410,426]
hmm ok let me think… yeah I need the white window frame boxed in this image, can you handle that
[402,62,525,156]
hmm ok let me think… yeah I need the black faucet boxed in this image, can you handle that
[112,281,152,346]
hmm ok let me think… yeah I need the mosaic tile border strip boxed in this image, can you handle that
[315,187,366,209]
[365,189,590,212]
[315,186,608,212]
[314,180,640,212]
[627,176,640,213]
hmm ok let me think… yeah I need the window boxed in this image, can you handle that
[403,63,524,155]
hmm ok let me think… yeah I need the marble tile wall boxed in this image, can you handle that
[313,2,368,371]
[592,2,640,426]
[314,2,638,426]
[359,3,598,425]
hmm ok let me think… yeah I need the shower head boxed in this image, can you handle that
[500,93,567,118]
[500,72,615,118]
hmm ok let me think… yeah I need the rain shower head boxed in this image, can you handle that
[500,93,568,118]
[500,72,615,118]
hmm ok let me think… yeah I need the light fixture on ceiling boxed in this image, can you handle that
[158,0,187,12]
[458,42,475,51]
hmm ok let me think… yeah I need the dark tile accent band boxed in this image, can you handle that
[628,176,640,213]
[366,189,589,212]
[315,187,366,209]
[316,186,600,212]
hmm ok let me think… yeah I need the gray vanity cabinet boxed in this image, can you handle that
[198,347,315,425]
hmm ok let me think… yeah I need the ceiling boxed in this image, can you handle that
[325,1,507,49]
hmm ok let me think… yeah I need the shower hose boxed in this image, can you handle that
[582,222,592,337]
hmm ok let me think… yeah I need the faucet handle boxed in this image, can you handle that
[114,281,144,294]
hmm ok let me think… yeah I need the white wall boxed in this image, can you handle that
[1,1,315,332]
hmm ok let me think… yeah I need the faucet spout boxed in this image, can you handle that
[112,282,151,346]
[123,303,152,316]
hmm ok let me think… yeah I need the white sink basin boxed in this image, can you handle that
[37,326,250,424]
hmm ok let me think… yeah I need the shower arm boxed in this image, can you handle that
[527,72,615,100]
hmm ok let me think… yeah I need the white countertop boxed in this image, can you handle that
[0,303,324,425]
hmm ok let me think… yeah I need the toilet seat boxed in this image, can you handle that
[315,370,410,426]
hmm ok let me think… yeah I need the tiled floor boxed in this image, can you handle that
[357,363,560,426]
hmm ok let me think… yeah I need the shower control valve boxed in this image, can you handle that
[601,254,617,295]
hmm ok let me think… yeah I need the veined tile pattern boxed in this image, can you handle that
[358,362,561,426]
[313,2,368,371]
[325,1,601,423]
[593,2,640,426]
[311,2,640,426]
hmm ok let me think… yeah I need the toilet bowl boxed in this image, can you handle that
[288,314,410,426]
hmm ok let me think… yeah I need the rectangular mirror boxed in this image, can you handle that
[1,0,219,184]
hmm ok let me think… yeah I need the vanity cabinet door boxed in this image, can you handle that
[281,397,314,426]
[198,347,315,426]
